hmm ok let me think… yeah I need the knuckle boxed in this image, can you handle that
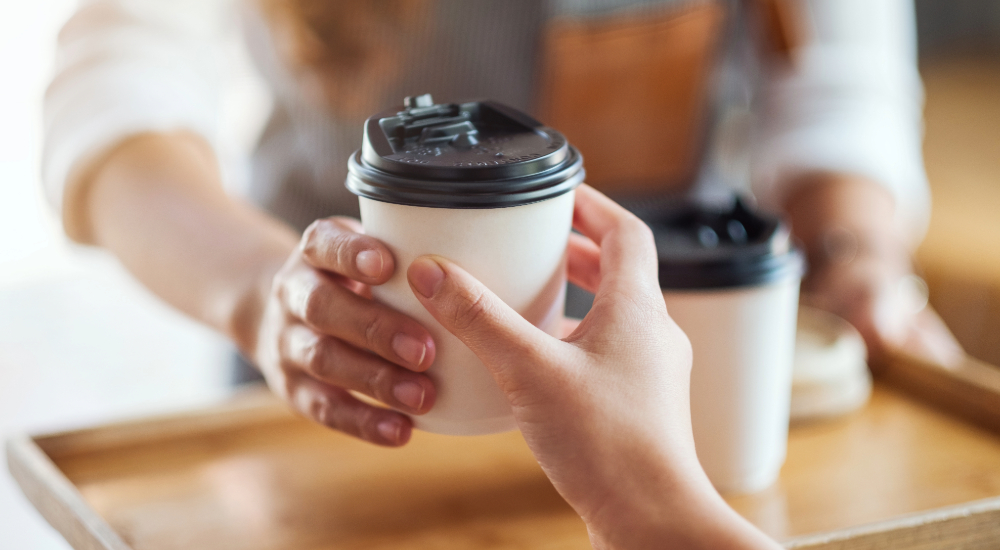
[355,406,383,441]
[271,274,287,301]
[302,218,362,275]
[300,220,324,254]
[362,313,388,350]
[639,222,655,244]
[664,320,693,367]
[329,232,358,273]
[271,259,296,294]
[324,396,370,440]
[364,364,394,401]
[275,324,295,358]
[278,353,299,374]
[280,377,296,400]
[301,285,327,326]
[273,270,294,303]
[623,216,658,266]
[520,341,549,364]
[308,391,333,425]
[451,288,490,331]
[625,215,655,242]
[316,391,355,433]
[303,336,327,377]
[269,370,296,401]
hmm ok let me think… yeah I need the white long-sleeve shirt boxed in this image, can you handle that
[752,0,930,237]
[43,0,931,238]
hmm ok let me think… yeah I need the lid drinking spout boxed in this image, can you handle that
[404,93,434,109]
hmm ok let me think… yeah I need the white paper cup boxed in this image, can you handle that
[360,191,574,434]
[346,95,584,435]
[649,199,803,494]
[663,277,800,493]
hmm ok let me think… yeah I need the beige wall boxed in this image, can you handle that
[918,59,1000,366]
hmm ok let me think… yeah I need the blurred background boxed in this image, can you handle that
[1,1,998,547]
[0,3,233,547]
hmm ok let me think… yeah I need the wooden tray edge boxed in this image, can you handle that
[6,434,132,550]
[34,387,291,459]
[876,351,1000,435]
[783,495,1000,550]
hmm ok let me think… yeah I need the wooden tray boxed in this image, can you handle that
[7,353,1000,550]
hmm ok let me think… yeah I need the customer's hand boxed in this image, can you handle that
[253,217,437,446]
[407,185,779,550]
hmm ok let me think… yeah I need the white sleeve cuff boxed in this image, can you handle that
[41,0,237,220]
[751,0,931,239]
[42,61,220,213]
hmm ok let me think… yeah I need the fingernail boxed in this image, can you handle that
[356,249,383,279]
[409,258,444,298]
[393,381,426,411]
[377,419,401,443]
[392,333,427,367]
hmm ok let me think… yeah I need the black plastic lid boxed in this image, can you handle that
[644,198,804,290]
[346,94,585,208]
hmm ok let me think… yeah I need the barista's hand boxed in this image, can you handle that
[785,174,963,368]
[253,217,436,446]
[407,185,779,550]
[802,248,962,368]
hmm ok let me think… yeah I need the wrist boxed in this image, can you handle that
[782,172,911,270]
[587,477,708,550]
[79,129,301,361]
[588,473,777,550]
[805,225,909,274]
[581,449,722,547]
[225,248,294,362]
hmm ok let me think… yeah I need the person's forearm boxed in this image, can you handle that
[79,131,299,356]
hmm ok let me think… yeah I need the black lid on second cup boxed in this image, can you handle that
[644,199,804,290]
[346,94,585,208]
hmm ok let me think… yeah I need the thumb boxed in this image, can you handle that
[407,255,554,378]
